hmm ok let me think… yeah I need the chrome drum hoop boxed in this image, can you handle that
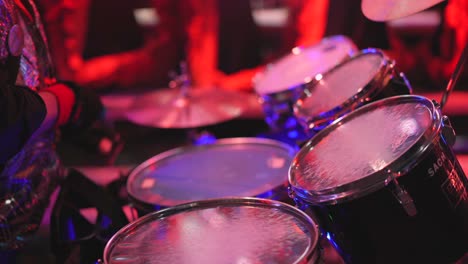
[127,137,298,213]
[104,197,321,264]
[294,48,413,133]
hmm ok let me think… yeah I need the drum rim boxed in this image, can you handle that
[293,48,395,130]
[253,35,357,96]
[103,197,320,264]
[127,137,297,207]
[289,95,442,204]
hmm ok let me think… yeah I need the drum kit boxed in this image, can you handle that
[253,35,357,134]
[100,0,468,263]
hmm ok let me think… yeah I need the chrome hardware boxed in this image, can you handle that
[442,115,456,147]
[387,170,418,217]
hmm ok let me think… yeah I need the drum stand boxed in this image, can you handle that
[440,41,468,109]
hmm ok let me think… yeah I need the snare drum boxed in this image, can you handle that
[127,138,296,213]
[103,198,321,264]
[289,95,468,263]
[254,35,357,132]
[294,48,412,133]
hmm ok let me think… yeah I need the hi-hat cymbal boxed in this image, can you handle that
[125,88,247,129]
[361,0,445,21]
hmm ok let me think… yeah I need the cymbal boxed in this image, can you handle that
[361,0,445,21]
[125,88,246,129]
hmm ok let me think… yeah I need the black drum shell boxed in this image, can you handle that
[294,133,468,263]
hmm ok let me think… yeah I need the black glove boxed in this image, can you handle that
[59,81,104,133]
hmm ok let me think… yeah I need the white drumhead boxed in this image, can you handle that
[362,0,444,21]
[254,35,356,95]
[290,98,433,192]
[128,138,295,207]
[104,198,318,264]
[298,51,384,117]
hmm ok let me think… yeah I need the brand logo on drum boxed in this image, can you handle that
[442,170,468,209]
[428,152,447,177]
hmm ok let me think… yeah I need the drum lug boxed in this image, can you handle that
[432,99,441,109]
[442,115,456,147]
[393,185,418,217]
[288,186,307,210]
[387,171,418,217]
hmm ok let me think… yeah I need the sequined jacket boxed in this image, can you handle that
[0,0,62,249]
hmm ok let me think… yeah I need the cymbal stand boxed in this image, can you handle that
[440,41,468,109]
[170,62,217,145]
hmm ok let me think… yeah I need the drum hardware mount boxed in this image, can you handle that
[169,61,192,109]
[441,115,456,147]
[397,72,413,92]
[432,99,457,147]
[386,169,418,217]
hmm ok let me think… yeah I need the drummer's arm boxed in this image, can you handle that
[214,66,266,92]
[75,0,181,89]
[106,0,182,88]
[214,0,328,93]
[294,0,329,47]
[0,83,60,165]
[184,0,219,88]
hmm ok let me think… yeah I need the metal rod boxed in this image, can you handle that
[179,61,191,98]
[440,41,468,109]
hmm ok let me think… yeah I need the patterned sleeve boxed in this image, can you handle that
[0,0,15,62]
[0,0,47,165]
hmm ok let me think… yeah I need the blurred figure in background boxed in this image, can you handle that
[212,0,389,92]
[283,0,388,50]
[185,0,263,91]
[386,0,468,92]
[429,0,468,88]
[38,0,263,92]
[38,0,391,93]
[37,0,183,91]
[384,4,443,90]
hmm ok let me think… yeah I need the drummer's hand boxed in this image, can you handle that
[75,55,123,89]
[214,68,263,92]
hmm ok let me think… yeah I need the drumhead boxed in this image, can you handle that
[289,95,440,203]
[254,35,356,95]
[104,198,319,264]
[295,50,385,118]
[128,138,296,207]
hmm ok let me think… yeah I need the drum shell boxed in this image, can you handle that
[259,85,307,132]
[292,133,468,264]
[255,36,357,133]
